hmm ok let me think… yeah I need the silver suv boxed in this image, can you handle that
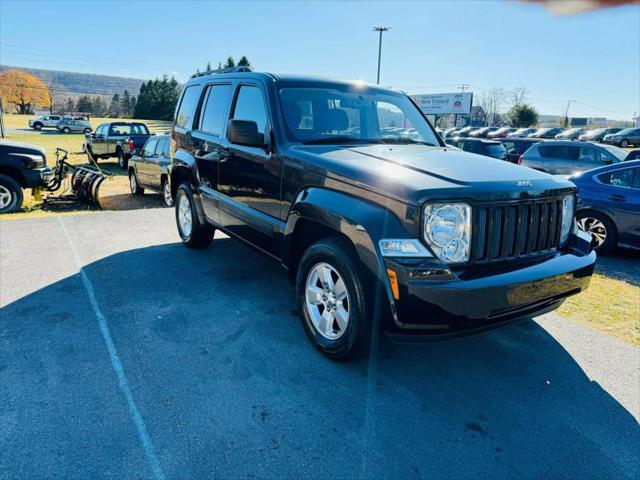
[28,114,62,130]
[57,119,92,134]
[520,140,626,175]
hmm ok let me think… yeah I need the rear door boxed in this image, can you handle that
[189,82,234,223]
[148,137,168,189]
[598,167,640,247]
[575,145,608,172]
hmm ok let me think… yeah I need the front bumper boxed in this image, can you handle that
[383,231,595,336]
[23,167,54,188]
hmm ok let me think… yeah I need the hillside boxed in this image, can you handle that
[0,65,144,98]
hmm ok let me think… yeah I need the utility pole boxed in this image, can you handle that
[373,26,390,84]
[564,99,574,127]
[454,84,470,127]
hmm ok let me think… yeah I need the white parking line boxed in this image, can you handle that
[58,217,165,480]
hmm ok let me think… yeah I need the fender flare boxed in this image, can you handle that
[171,148,206,222]
[283,187,410,323]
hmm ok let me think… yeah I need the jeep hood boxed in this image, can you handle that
[290,144,574,205]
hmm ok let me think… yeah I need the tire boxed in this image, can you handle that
[117,149,127,170]
[620,140,629,148]
[0,175,24,213]
[576,210,617,254]
[129,170,144,196]
[162,178,173,207]
[62,127,70,134]
[33,123,42,130]
[175,183,214,249]
[83,128,91,134]
[296,237,371,360]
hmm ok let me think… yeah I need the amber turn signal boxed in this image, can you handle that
[386,268,400,300]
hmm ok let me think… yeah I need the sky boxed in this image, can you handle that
[0,0,638,120]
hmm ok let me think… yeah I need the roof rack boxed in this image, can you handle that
[190,66,253,78]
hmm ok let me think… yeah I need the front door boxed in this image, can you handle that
[137,137,158,187]
[218,83,283,257]
[601,166,640,248]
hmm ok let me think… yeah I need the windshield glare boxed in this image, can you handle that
[279,86,440,146]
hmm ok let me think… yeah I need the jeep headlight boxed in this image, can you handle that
[560,195,575,245]
[423,203,471,263]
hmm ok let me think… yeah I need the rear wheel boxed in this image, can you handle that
[83,128,91,134]
[129,169,144,196]
[175,183,214,249]
[0,175,24,213]
[62,127,70,134]
[620,139,629,148]
[33,123,42,130]
[117,149,127,170]
[296,237,371,360]
[576,211,617,254]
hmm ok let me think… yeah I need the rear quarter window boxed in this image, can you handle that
[175,85,201,130]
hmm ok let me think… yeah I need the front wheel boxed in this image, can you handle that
[576,211,617,254]
[175,183,214,249]
[162,179,173,207]
[33,123,42,130]
[296,237,371,360]
[83,128,91,134]
[62,127,70,134]
[0,175,24,213]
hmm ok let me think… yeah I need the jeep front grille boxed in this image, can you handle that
[470,197,564,263]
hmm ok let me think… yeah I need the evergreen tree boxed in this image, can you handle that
[237,56,251,67]
[129,96,137,117]
[120,90,131,116]
[76,95,93,114]
[92,96,107,116]
[109,93,121,117]
[206,62,212,71]
[224,56,235,68]
[64,97,75,112]
[134,77,181,121]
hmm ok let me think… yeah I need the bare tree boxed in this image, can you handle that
[479,88,507,126]
[510,87,529,107]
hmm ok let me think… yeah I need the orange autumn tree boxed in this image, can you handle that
[0,69,51,114]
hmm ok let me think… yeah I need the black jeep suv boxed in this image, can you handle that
[169,67,595,360]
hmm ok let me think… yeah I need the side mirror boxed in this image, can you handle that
[228,119,264,147]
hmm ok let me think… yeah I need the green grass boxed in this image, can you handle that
[558,273,639,346]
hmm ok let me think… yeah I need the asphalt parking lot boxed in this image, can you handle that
[1,209,639,480]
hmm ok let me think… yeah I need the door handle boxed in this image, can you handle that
[608,194,625,202]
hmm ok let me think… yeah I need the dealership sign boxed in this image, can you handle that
[411,92,473,115]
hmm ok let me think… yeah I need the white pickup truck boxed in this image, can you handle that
[28,114,62,130]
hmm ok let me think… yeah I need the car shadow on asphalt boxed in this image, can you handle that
[2,239,639,479]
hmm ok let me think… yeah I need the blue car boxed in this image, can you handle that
[570,160,640,253]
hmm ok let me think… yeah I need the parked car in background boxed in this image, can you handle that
[445,137,507,160]
[28,114,62,130]
[169,68,594,359]
[602,127,640,148]
[578,127,623,143]
[625,149,640,161]
[443,127,459,138]
[520,140,626,175]
[56,118,92,134]
[570,160,640,253]
[85,122,153,169]
[0,140,53,212]
[450,126,476,137]
[127,134,173,207]
[510,127,537,138]
[469,126,499,138]
[555,127,586,140]
[528,127,564,139]
[487,127,516,139]
[497,137,542,164]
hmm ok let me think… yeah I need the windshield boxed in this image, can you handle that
[586,128,605,136]
[599,144,629,161]
[279,86,441,146]
[564,128,583,134]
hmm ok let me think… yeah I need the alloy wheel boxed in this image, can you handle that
[0,185,12,209]
[129,173,138,194]
[177,193,193,238]
[577,217,607,247]
[305,262,350,340]
[163,182,173,206]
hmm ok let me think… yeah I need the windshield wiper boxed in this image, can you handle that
[379,137,437,146]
